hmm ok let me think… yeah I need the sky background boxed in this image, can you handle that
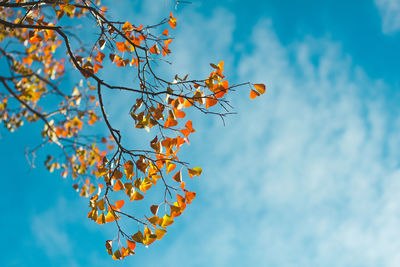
[2,0,400,266]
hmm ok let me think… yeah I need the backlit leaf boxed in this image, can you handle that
[172,170,182,182]
[114,200,125,210]
[150,205,159,215]
[130,191,144,201]
[250,89,260,99]
[188,167,202,178]
[254,83,266,94]
[132,231,144,243]
[113,179,124,191]
[127,240,136,251]
[105,240,113,255]
[161,214,174,228]
[155,229,167,240]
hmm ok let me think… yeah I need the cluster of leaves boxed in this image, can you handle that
[0,0,265,259]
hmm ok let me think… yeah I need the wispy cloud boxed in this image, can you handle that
[135,17,400,266]
[375,0,400,34]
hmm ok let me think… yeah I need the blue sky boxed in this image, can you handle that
[2,0,400,266]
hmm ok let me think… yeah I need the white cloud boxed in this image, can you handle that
[132,17,400,266]
[375,0,400,34]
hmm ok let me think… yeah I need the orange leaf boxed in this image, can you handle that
[116,42,128,52]
[185,120,195,132]
[127,240,136,251]
[168,12,177,29]
[185,191,196,204]
[166,162,176,174]
[95,51,105,63]
[29,34,42,44]
[149,44,161,54]
[94,63,103,74]
[174,109,186,118]
[250,89,260,99]
[205,97,218,109]
[122,21,134,32]
[96,213,106,224]
[115,200,125,210]
[254,83,266,94]
[164,115,178,128]
[162,29,169,36]
[113,179,124,191]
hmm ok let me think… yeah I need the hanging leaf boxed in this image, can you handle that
[172,170,182,182]
[150,205,159,215]
[253,83,266,94]
[250,89,260,99]
[130,191,144,201]
[113,179,124,191]
[188,167,202,178]
[155,229,167,240]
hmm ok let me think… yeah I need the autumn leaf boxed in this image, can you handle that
[114,200,125,210]
[250,89,260,99]
[168,12,177,29]
[150,205,159,215]
[205,97,218,109]
[188,167,202,178]
[122,21,134,32]
[132,231,144,243]
[116,42,128,52]
[149,44,161,54]
[155,229,167,240]
[126,240,136,251]
[172,170,182,182]
[105,211,118,223]
[161,214,174,228]
[130,191,144,201]
[254,83,266,94]
[185,191,196,204]
[105,240,113,255]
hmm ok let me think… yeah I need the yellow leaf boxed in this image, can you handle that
[130,191,144,201]
[166,162,176,174]
[139,178,152,192]
[105,211,117,223]
[155,229,167,240]
[161,214,174,228]
[188,167,202,178]
[64,5,75,17]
